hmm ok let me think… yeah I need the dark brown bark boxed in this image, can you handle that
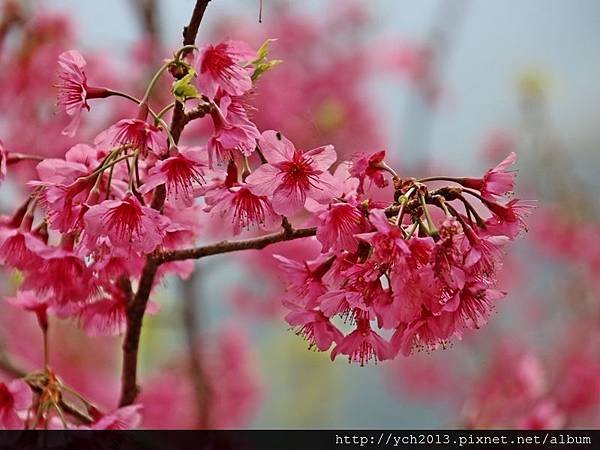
[118,0,213,408]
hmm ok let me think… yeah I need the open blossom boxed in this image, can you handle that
[246,130,339,216]
[204,182,280,235]
[25,245,94,306]
[84,194,169,254]
[196,40,256,98]
[459,220,509,274]
[207,96,260,167]
[0,380,31,429]
[99,119,166,156]
[274,254,333,309]
[56,50,108,137]
[33,144,101,233]
[316,202,367,253]
[349,150,388,193]
[285,309,343,351]
[79,287,159,336]
[140,146,206,206]
[0,222,48,272]
[331,319,391,366]
[484,199,537,238]
[460,152,518,200]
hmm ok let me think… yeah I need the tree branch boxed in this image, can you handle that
[182,0,211,46]
[181,270,213,428]
[118,0,213,408]
[170,0,212,143]
[158,227,318,264]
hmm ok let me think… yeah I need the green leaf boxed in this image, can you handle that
[172,69,199,103]
[252,59,282,82]
[251,39,282,81]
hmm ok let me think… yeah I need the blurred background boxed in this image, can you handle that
[0,0,598,428]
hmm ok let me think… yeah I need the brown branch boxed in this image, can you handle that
[181,270,213,428]
[118,0,213,408]
[119,256,158,406]
[158,226,317,264]
[184,102,213,123]
[170,0,212,143]
[182,0,211,47]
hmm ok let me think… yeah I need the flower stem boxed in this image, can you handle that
[395,187,416,226]
[174,45,199,60]
[420,194,438,234]
[89,152,135,179]
[140,61,171,105]
[379,161,398,177]
[42,327,49,371]
[405,221,419,239]
[156,102,176,120]
[418,176,463,183]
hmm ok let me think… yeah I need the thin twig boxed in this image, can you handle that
[158,226,318,264]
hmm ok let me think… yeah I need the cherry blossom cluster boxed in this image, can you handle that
[0,26,532,426]
[278,151,534,365]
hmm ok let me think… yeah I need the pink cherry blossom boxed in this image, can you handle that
[33,145,101,232]
[140,146,206,206]
[204,183,280,235]
[84,194,169,254]
[206,96,260,167]
[0,380,31,429]
[246,130,339,216]
[56,50,108,137]
[0,224,48,271]
[25,245,94,306]
[460,152,518,200]
[274,254,332,309]
[316,202,366,253]
[331,319,391,366]
[350,150,388,193]
[99,119,167,156]
[79,287,159,336]
[484,199,537,238]
[196,40,256,98]
[0,6,540,427]
[285,309,343,351]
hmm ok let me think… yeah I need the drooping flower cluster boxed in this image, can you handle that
[0,25,531,427]
[277,151,533,365]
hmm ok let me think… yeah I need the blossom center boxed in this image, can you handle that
[103,199,143,241]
